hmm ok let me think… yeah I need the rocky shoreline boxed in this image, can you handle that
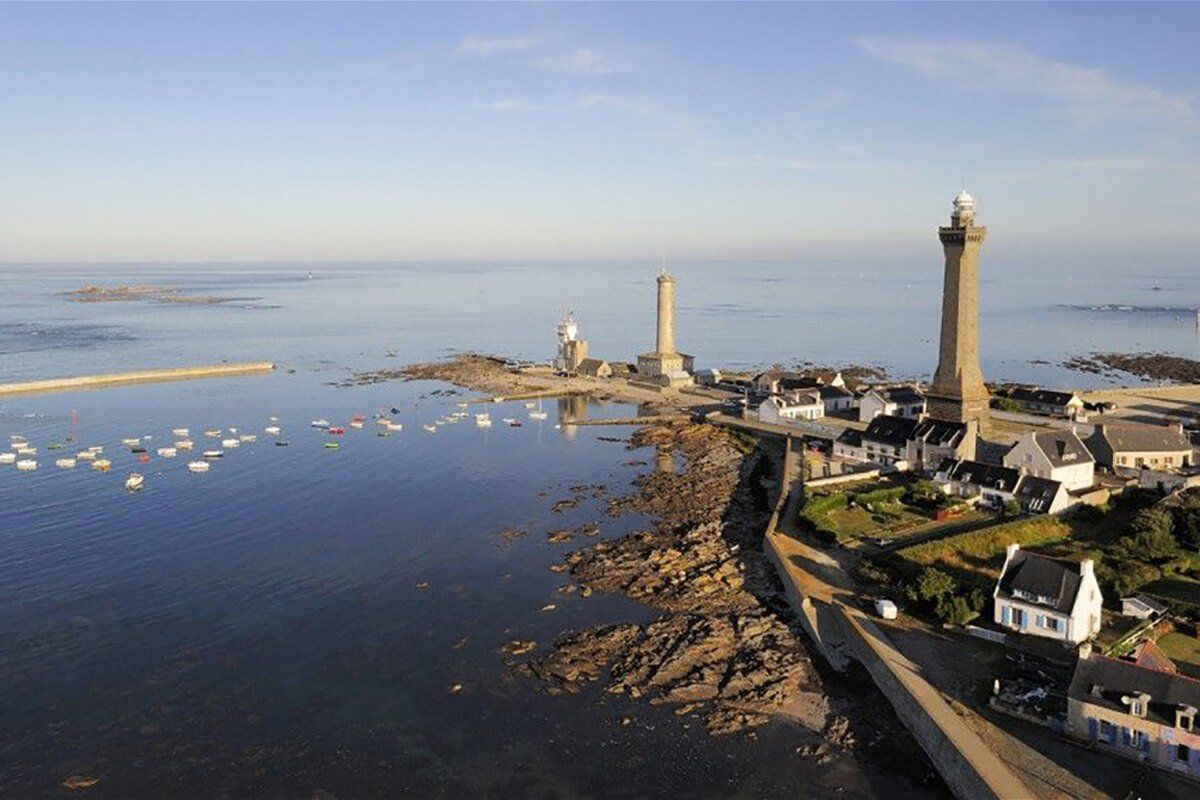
[513,422,831,736]
[1062,351,1200,383]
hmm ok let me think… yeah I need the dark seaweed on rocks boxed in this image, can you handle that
[515,421,829,736]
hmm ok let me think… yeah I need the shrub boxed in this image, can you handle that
[1097,558,1161,598]
[907,566,955,604]
[990,397,1021,413]
[935,595,979,626]
[1002,499,1022,519]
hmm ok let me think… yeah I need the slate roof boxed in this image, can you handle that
[1033,431,1093,467]
[1069,655,1200,727]
[836,429,863,447]
[818,384,854,400]
[861,415,921,448]
[944,459,1020,492]
[996,549,1082,613]
[875,386,925,405]
[1014,476,1064,512]
[1090,424,1192,454]
[577,358,610,373]
[914,418,968,448]
[1010,387,1083,408]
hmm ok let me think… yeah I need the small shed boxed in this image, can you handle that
[577,358,613,379]
[1120,595,1167,620]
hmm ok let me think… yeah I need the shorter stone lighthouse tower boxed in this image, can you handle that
[554,311,588,374]
[636,262,693,387]
[928,189,989,428]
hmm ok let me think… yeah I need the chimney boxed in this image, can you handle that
[1005,543,1020,562]
[1081,558,1094,580]
[1078,641,1093,660]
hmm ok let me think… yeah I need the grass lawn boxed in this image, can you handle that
[1156,631,1200,668]
[822,503,928,538]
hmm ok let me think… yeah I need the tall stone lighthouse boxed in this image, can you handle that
[928,189,989,427]
[636,263,693,387]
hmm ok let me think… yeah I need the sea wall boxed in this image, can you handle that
[0,362,275,396]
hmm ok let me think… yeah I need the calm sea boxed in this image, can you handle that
[0,260,1192,797]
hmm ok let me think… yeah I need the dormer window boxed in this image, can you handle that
[1123,692,1151,719]
[1179,705,1197,731]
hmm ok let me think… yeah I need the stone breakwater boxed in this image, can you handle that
[0,362,276,397]
[514,422,831,736]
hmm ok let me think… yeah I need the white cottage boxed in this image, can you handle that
[858,386,926,422]
[758,390,824,425]
[1003,430,1095,493]
[993,544,1103,645]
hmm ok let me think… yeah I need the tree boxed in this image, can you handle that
[1127,507,1180,561]
[935,595,979,626]
[908,567,955,603]
[1002,499,1022,519]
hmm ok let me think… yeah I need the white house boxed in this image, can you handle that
[993,544,1103,645]
[834,415,971,472]
[858,386,926,422]
[1003,430,1095,493]
[758,390,824,425]
[1006,387,1086,420]
[934,459,1021,510]
[818,384,856,415]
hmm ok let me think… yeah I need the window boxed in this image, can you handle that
[1178,744,1191,762]
[1100,720,1115,742]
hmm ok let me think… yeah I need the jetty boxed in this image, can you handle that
[0,362,275,397]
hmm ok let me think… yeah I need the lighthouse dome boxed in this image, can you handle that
[953,189,975,209]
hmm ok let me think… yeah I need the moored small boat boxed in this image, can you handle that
[48,443,65,451]
[264,425,281,435]
[508,419,523,427]
[56,458,76,468]
[375,418,392,426]
[387,423,403,432]
[172,428,189,437]
[121,437,140,446]
[17,446,36,455]
[138,454,151,463]
[130,446,147,454]
[0,452,15,465]
[175,439,195,450]
[92,459,112,471]
[202,450,223,459]
[239,434,256,442]
[187,460,210,473]
[205,429,222,437]
[311,418,329,428]
[324,441,340,449]
[327,426,346,435]
[222,438,240,448]
[125,473,144,491]
[422,424,437,433]
[16,459,37,471]
[349,420,364,430]
[157,447,177,458]
[76,450,97,461]
[275,440,290,447]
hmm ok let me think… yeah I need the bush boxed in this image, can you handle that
[903,480,948,510]
[990,397,1021,413]
[1002,499,1022,519]
[1097,558,1161,598]
[907,566,956,603]
[935,595,980,626]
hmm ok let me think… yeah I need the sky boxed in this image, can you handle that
[2,2,1199,265]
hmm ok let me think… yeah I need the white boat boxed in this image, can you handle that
[86,446,103,453]
[457,402,469,410]
[202,450,223,459]
[311,419,329,428]
[10,442,27,451]
[205,428,222,437]
[349,420,364,430]
[17,447,36,455]
[0,452,15,464]
[239,434,256,442]
[55,458,76,469]
[264,425,281,435]
[422,424,437,433]
[524,402,537,409]
[121,437,140,446]
[16,459,37,471]
[269,415,278,422]
[475,415,492,428]
[529,401,548,421]
[229,427,239,434]
[76,450,97,461]
[187,460,210,473]
[387,423,404,432]
[125,473,144,491]
[502,417,517,424]
[156,447,177,458]
[221,438,240,448]
[92,459,112,471]
[175,439,195,450]
[171,428,189,437]
[9,434,25,442]
[375,418,392,426]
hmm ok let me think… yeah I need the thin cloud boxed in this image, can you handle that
[856,37,1198,130]
[533,47,629,77]
[578,92,652,114]
[479,99,533,112]
[455,34,554,58]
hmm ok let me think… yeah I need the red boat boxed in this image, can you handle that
[138,454,151,463]
[327,426,346,435]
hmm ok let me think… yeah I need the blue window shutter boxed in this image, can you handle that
[1088,718,1098,740]
[1001,605,1011,624]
